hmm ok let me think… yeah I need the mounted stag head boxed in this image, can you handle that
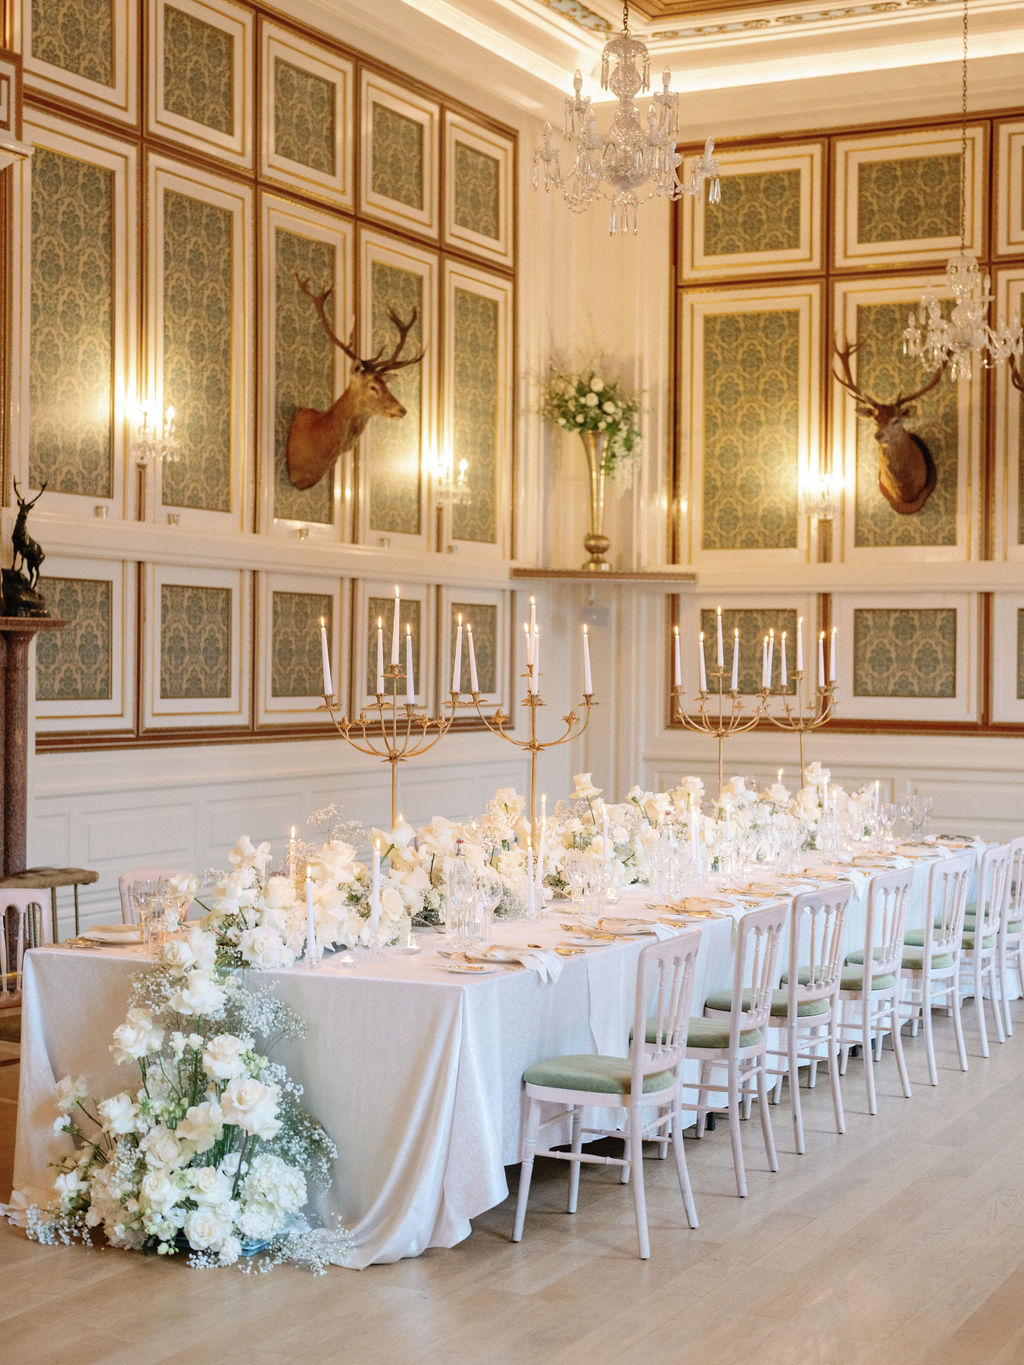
[286,276,425,491]
[833,340,946,515]
[1010,352,1024,397]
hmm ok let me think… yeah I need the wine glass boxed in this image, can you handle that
[475,868,503,948]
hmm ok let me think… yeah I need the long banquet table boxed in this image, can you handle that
[12,844,983,1268]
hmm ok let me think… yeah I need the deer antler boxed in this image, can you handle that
[895,357,947,409]
[295,275,361,364]
[832,339,871,405]
[373,306,424,374]
[1009,352,1024,394]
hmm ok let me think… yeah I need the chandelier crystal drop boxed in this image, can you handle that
[532,0,721,235]
[902,0,1022,381]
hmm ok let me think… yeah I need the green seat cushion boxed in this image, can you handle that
[960,916,1019,933]
[704,988,829,1019]
[899,947,955,971]
[524,1053,674,1095]
[961,930,995,950]
[686,1016,763,1050]
[907,926,993,950]
[783,965,896,993]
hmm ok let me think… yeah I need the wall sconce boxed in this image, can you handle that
[802,472,839,522]
[134,400,180,467]
[432,449,470,509]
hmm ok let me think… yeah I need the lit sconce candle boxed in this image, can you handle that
[376,616,385,695]
[531,625,540,693]
[523,621,533,667]
[698,630,708,692]
[452,614,463,695]
[818,631,826,688]
[777,769,784,786]
[761,635,769,690]
[673,624,682,688]
[405,623,415,703]
[767,628,775,687]
[780,631,788,688]
[716,606,724,668]
[829,626,837,682]
[391,586,401,666]
[796,616,804,674]
[319,616,333,698]
[467,621,479,693]
[529,595,537,636]
[583,624,593,694]
[730,628,739,692]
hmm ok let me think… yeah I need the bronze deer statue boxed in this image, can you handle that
[12,479,46,587]
[286,276,425,491]
[833,341,947,514]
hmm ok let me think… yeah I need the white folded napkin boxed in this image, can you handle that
[476,945,564,983]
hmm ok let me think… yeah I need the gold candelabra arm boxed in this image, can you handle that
[761,672,839,780]
[671,672,770,795]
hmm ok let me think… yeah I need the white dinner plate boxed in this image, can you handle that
[437,960,497,974]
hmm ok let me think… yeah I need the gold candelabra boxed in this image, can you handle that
[322,666,457,827]
[672,668,769,797]
[468,673,595,846]
[763,672,838,780]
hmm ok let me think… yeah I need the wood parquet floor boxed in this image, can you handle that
[2,1007,1024,1365]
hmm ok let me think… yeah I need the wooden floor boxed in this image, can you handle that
[4,1008,1024,1365]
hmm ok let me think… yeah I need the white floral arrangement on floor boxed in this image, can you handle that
[16,928,350,1272]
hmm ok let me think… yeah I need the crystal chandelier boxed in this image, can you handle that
[902,0,1021,381]
[532,0,721,235]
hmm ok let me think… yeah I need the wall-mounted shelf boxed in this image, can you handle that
[511,569,697,583]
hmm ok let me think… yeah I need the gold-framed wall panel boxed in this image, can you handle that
[356,227,438,553]
[832,276,980,565]
[995,118,1024,258]
[359,70,439,238]
[993,269,1024,561]
[34,555,136,733]
[255,570,348,726]
[258,192,353,539]
[831,591,978,724]
[17,111,137,517]
[142,561,251,729]
[832,124,986,270]
[438,583,509,710]
[443,111,514,269]
[259,19,354,208]
[146,0,254,168]
[990,591,1024,723]
[146,153,252,530]
[16,0,138,124]
[679,282,820,567]
[679,140,825,281]
[441,259,513,560]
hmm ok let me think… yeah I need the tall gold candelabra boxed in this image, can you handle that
[468,673,595,846]
[322,666,457,827]
[672,668,769,797]
[763,672,838,780]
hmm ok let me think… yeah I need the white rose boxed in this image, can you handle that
[183,1206,233,1253]
[766,782,790,806]
[140,1126,185,1170]
[228,835,273,876]
[644,793,671,824]
[161,938,195,971]
[220,1077,281,1140]
[168,969,227,1017]
[110,1007,164,1065]
[201,1033,249,1081]
[186,1166,234,1206]
[238,925,293,971]
[572,772,602,800]
[589,376,604,392]
[166,872,198,901]
[97,1092,138,1135]
[575,414,585,424]
[584,391,599,406]
[54,1168,88,1208]
[54,1074,89,1113]
[259,875,298,911]
[139,1169,179,1213]
[310,840,358,885]
[176,1100,224,1153]
[602,400,616,414]
[187,926,219,970]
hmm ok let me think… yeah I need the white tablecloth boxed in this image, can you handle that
[12,847,969,1268]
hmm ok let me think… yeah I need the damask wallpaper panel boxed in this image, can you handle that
[360,72,438,236]
[679,142,823,281]
[995,120,1024,257]
[698,608,799,697]
[22,116,136,515]
[833,279,978,563]
[261,198,353,536]
[354,580,433,710]
[681,284,819,564]
[993,270,1024,561]
[147,0,253,167]
[34,557,135,734]
[832,593,976,723]
[989,594,1024,724]
[357,232,437,550]
[256,572,346,725]
[444,114,514,267]
[260,24,353,206]
[148,158,251,529]
[144,564,250,728]
[20,0,138,122]
[834,127,985,269]
[441,586,508,706]
[443,263,512,556]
